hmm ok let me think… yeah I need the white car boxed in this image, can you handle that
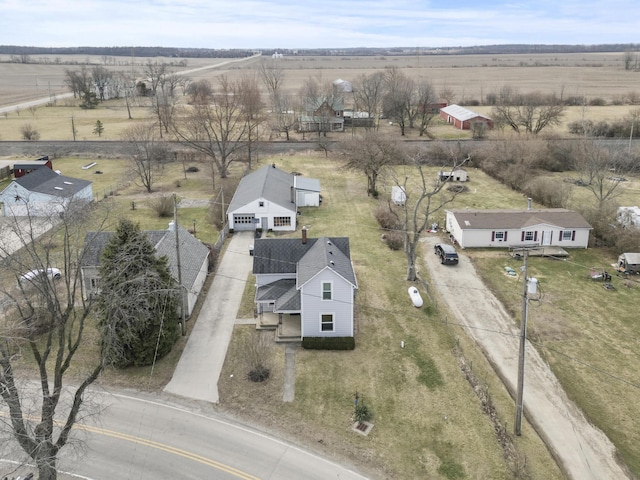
[19,267,62,285]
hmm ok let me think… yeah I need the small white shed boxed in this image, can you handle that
[392,186,406,205]
[439,169,468,182]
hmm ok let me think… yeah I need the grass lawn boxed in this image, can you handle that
[217,154,563,479]
[4,150,637,479]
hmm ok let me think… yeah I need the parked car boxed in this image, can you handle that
[19,267,62,285]
[434,243,459,265]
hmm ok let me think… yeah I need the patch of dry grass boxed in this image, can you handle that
[217,154,563,480]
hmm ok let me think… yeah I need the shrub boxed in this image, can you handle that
[302,337,355,350]
[186,166,199,173]
[384,230,405,250]
[374,205,400,230]
[20,123,40,141]
[354,400,371,423]
[588,97,606,106]
[150,194,175,217]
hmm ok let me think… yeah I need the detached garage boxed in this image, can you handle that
[227,164,321,232]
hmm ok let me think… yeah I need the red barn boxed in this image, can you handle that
[439,105,493,130]
[13,156,53,178]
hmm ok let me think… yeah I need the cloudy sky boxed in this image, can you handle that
[1,0,638,49]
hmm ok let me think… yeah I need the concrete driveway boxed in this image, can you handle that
[164,231,255,404]
[0,216,57,258]
[420,235,628,479]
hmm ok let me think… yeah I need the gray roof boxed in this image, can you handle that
[227,165,295,213]
[255,279,300,311]
[297,237,356,287]
[13,167,92,198]
[253,236,356,287]
[448,209,592,230]
[81,224,209,292]
[294,175,320,192]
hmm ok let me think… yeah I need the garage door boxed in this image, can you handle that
[233,214,256,231]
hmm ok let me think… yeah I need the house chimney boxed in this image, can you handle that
[302,226,307,244]
[527,198,532,210]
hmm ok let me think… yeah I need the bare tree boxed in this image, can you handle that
[491,86,565,134]
[238,73,265,169]
[393,148,469,280]
[173,75,250,184]
[91,65,112,101]
[0,200,111,479]
[343,131,404,197]
[64,66,92,99]
[186,79,214,105]
[382,67,414,136]
[352,71,385,130]
[258,58,285,113]
[121,123,170,193]
[574,139,633,208]
[413,79,439,137]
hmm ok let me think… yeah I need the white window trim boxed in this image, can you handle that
[320,313,335,332]
[322,281,333,300]
[524,231,534,241]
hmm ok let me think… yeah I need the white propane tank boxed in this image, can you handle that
[527,277,538,295]
[408,287,424,308]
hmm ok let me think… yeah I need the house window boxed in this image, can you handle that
[561,230,574,241]
[524,231,534,241]
[321,313,334,332]
[494,231,506,241]
[273,216,291,227]
[259,201,264,207]
[90,278,100,289]
[322,281,332,300]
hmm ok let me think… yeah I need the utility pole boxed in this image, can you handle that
[515,249,529,435]
[174,193,186,336]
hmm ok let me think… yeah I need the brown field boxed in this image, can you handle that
[2,51,639,109]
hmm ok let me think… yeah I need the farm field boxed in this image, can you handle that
[1,52,639,141]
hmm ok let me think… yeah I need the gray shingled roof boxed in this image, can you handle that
[253,236,351,275]
[255,279,300,311]
[81,224,209,293]
[448,209,592,230]
[297,237,357,287]
[227,165,294,213]
[253,236,356,289]
[14,167,92,197]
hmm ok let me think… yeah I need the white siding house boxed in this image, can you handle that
[252,230,357,341]
[446,209,592,249]
[227,164,321,232]
[80,223,209,317]
[0,167,93,217]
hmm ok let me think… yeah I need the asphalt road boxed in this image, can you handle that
[1,391,369,480]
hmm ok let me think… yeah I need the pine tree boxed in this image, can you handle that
[98,219,179,367]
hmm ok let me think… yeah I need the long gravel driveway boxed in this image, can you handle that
[420,235,628,480]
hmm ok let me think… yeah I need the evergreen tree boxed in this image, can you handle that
[98,219,179,367]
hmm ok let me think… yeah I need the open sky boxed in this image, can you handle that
[1,0,638,50]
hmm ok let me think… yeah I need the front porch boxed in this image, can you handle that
[256,311,301,343]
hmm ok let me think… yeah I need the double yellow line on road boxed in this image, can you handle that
[75,422,260,479]
[0,408,259,480]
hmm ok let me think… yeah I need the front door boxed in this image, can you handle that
[542,230,552,246]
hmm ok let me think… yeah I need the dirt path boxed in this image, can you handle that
[420,235,629,480]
